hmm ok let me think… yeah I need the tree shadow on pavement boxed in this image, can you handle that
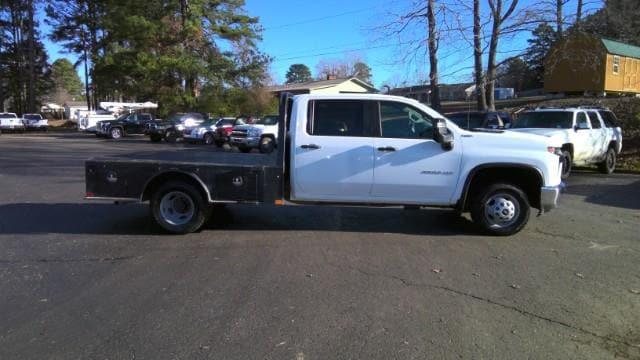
[0,203,475,236]
[564,179,640,210]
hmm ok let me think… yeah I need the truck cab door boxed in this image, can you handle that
[587,111,608,161]
[370,101,462,205]
[291,99,377,202]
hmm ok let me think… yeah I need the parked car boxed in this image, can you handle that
[146,112,206,143]
[22,114,49,131]
[96,112,157,139]
[184,117,235,145]
[510,107,622,178]
[79,113,117,132]
[86,93,563,236]
[230,114,279,153]
[213,117,245,147]
[446,111,512,130]
[0,112,25,132]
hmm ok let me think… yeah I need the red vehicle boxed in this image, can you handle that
[213,117,245,147]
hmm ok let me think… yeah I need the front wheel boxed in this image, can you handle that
[598,147,616,174]
[150,181,210,234]
[203,133,214,145]
[259,137,275,154]
[470,183,530,236]
[165,130,179,143]
[110,127,123,139]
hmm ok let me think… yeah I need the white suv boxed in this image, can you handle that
[510,107,622,178]
[0,113,25,132]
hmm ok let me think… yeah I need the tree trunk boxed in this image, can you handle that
[576,0,583,24]
[473,0,487,111]
[27,0,36,113]
[556,0,563,38]
[427,0,441,111]
[487,0,502,111]
[82,31,91,111]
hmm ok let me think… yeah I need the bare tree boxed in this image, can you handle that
[576,0,583,23]
[486,0,519,110]
[427,0,441,110]
[473,0,487,110]
[556,0,564,38]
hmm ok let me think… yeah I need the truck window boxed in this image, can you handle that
[599,111,618,128]
[379,101,434,139]
[576,112,590,129]
[309,100,369,137]
[587,112,602,129]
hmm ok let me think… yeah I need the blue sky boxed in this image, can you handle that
[41,0,600,89]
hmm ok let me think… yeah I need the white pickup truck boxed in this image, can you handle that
[0,112,25,132]
[85,93,563,236]
[230,114,279,153]
[510,107,622,178]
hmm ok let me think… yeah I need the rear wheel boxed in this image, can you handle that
[560,150,572,179]
[110,127,123,139]
[203,133,214,145]
[470,183,530,236]
[150,181,210,234]
[598,147,616,174]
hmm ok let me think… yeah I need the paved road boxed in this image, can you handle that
[0,133,639,359]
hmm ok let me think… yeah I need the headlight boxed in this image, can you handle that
[176,124,185,131]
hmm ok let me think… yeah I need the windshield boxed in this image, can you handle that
[116,113,130,121]
[199,120,215,127]
[0,114,17,119]
[448,113,485,129]
[255,116,278,125]
[513,112,573,129]
[167,113,185,122]
[216,119,235,127]
[23,114,42,120]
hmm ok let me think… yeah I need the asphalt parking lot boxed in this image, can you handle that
[0,132,639,359]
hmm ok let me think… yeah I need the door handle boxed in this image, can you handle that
[301,144,321,150]
[377,146,396,152]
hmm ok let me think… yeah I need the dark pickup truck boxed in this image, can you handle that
[145,112,206,143]
[96,113,157,139]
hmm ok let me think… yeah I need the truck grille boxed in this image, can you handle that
[231,129,247,138]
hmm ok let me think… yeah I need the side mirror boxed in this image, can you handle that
[434,119,454,151]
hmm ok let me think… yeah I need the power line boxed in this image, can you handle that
[262,6,377,31]
[272,42,413,63]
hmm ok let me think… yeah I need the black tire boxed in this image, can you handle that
[598,147,616,174]
[165,130,178,143]
[150,134,162,143]
[470,183,531,236]
[110,127,123,139]
[203,133,214,145]
[259,137,275,154]
[560,150,572,179]
[150,181,210,234]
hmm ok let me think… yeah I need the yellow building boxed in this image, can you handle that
[544,34,640,96]
[270,77,377,96]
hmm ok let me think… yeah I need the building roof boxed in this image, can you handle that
[270,77,377,93]
[601,38,640,59]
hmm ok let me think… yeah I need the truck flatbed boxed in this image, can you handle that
[102,148,277,168]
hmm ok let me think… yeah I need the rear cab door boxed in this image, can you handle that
[586,111,608,161]
[291,97,378,202]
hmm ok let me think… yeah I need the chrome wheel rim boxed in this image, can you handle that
[111,128,121,139]
[484,193,520,228]
[159,191,195,226]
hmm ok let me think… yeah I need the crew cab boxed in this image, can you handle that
[96,112,156,139]
[22,114,49,131]
[230,114,279,153]
[86,93,563,236]
[510,107,622,178]
[146,112,206,143]
[0,113,25,132]
[79,113,117,132]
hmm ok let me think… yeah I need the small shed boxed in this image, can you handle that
[544,34,640,96]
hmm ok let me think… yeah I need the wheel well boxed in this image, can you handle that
[561,143,573,157]
[608,141,617,150]
[463,166,543,211]
[141,172,210,203]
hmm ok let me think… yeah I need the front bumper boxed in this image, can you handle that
[230,136,260,148]
[540,185,562,213]
[0,124,25,130]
